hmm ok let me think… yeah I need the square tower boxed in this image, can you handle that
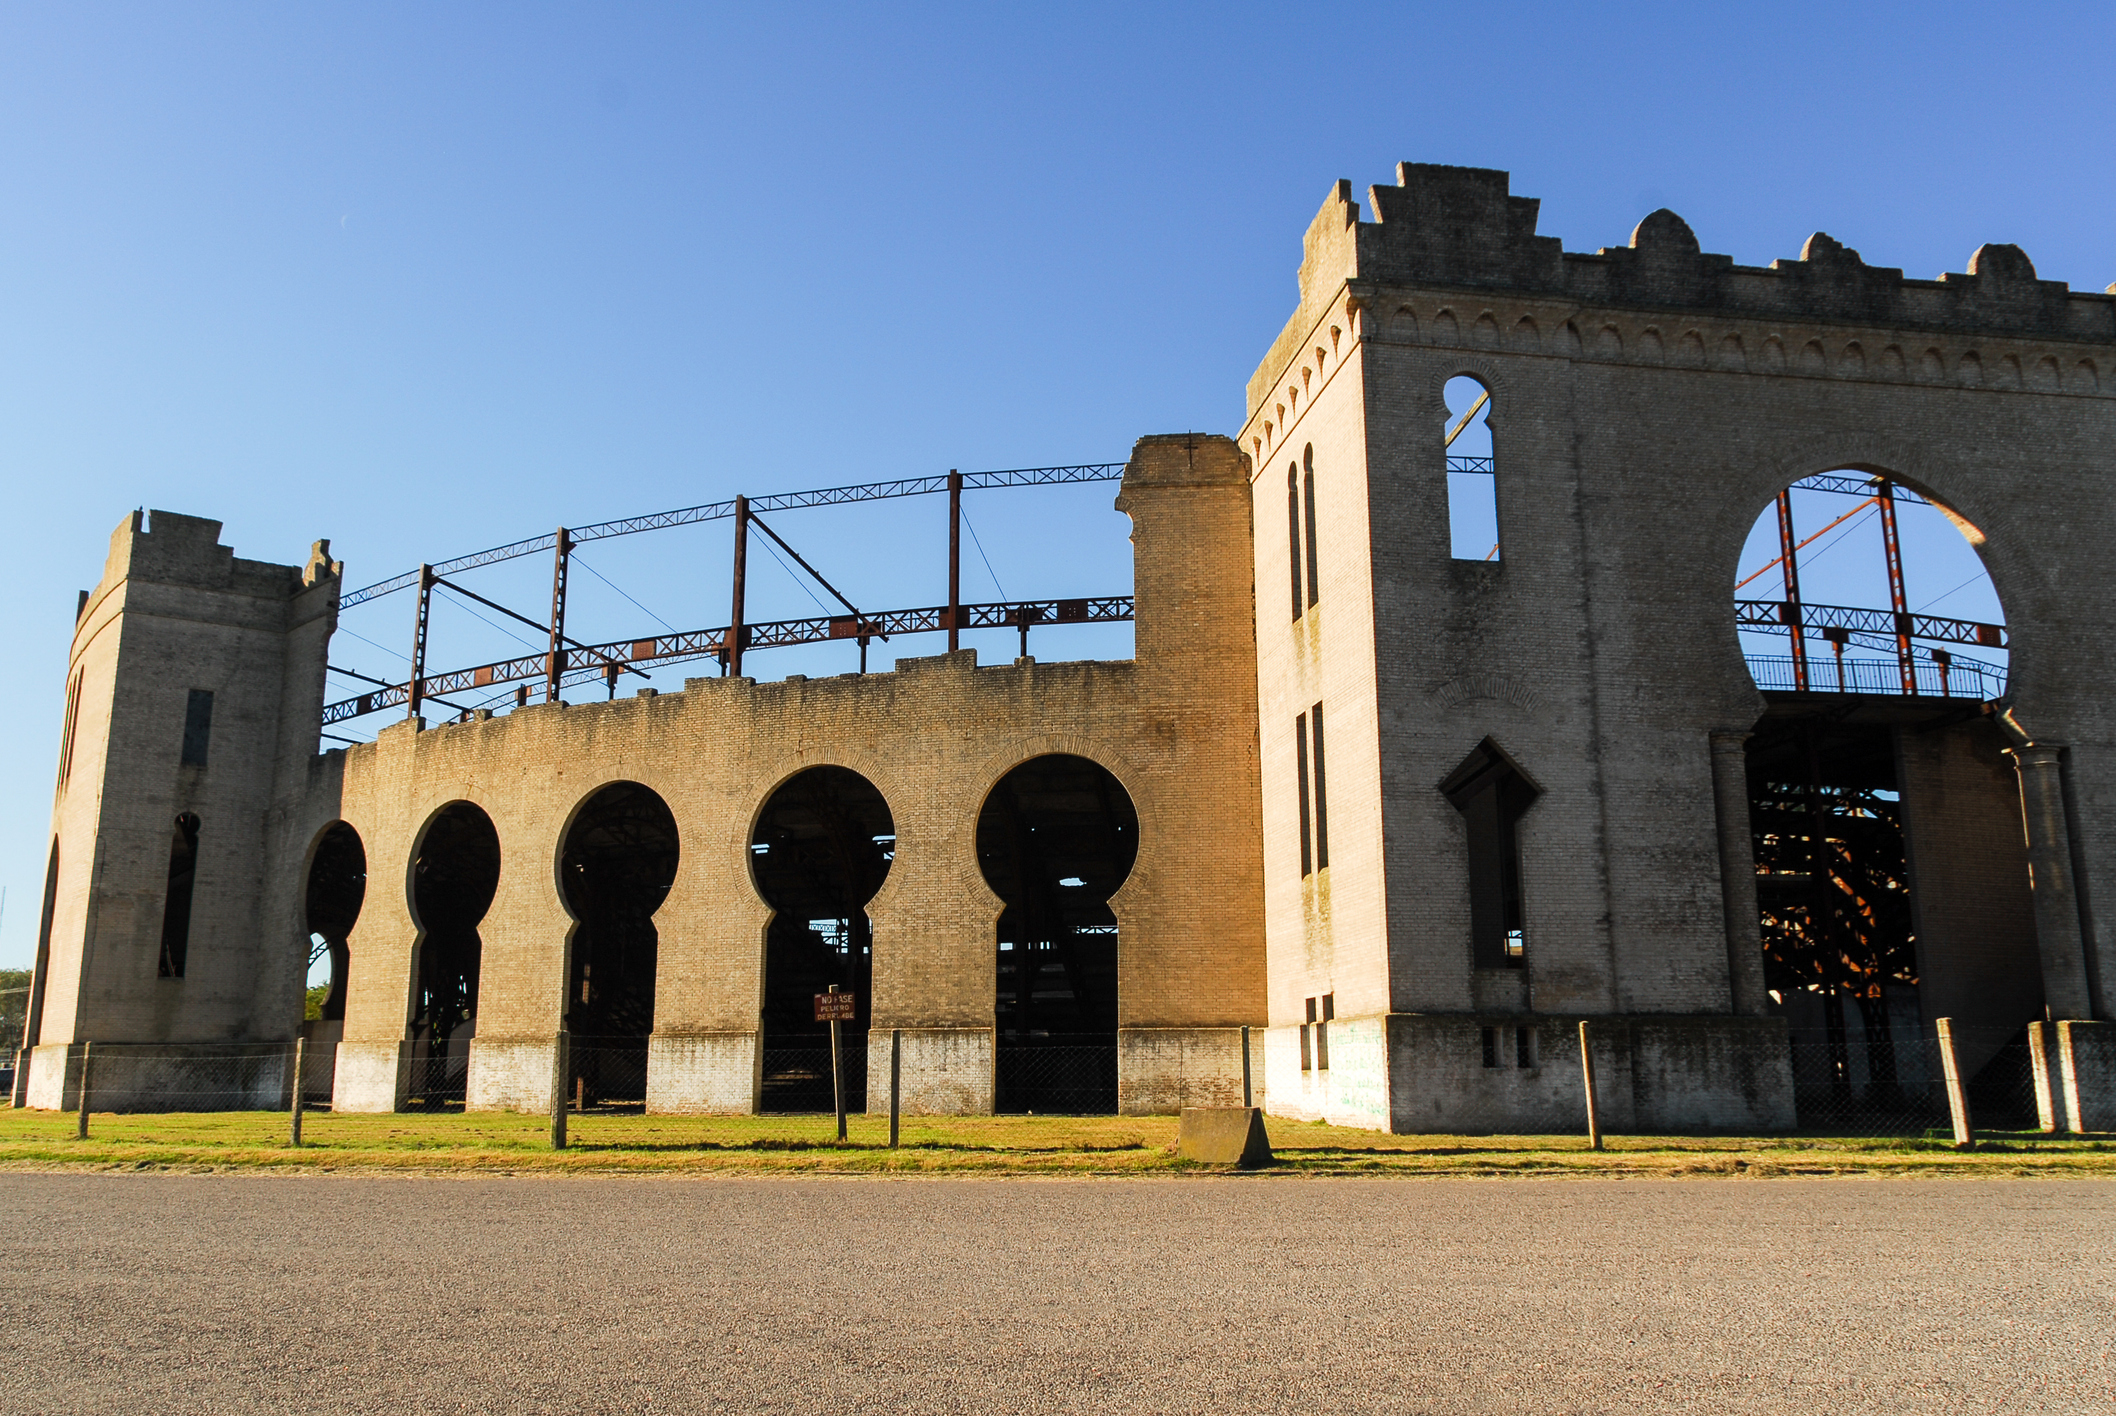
[20,511,339,1109]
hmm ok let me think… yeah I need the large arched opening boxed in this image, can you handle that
[1730,470,2040,1129]
[301,822,366,1102]
[407,801,500,1109]
[977,754,1137,1114]
[557,781,679,1109]
[750,767,894,1113]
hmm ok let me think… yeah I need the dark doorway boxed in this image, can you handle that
[1748,707,2042,1131]
[559,782,679,1109]
[751,767,894,1113]
[408,801,500,1108]
[304,822,366,1025]
[979,754,1137,1114]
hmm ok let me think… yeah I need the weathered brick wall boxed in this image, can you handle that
[1241,162,2116,1126]
[315,437,1264,1109]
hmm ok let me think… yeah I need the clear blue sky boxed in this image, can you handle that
[2,2,2111,965]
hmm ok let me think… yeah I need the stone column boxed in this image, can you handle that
[1709,732,1770,1017]
[2010,745,2094,1020]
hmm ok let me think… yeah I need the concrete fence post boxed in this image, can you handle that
[550,1030,570,1151]
[2027,1021,2060,1134]
[1578,1022,1601,1150]
[1936,1018,1974,1148]
[289,1037,306,1147]
[74,1041,91,1141]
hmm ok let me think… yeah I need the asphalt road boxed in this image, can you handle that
[0,1174,2107,1414]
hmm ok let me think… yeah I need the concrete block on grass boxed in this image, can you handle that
[1177,1106,1272,1167]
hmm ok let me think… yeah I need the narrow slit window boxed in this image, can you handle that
[158,811,202,978]
[1310,701,1330,870]
[1444,376,1500,562]
[1287,466,1303,622]
[1515,1025,1535,1069]
[1300,996,1315,1070]
[1317,992,1333,1070]
[57,670,84,788]
[1295,712,1313,878]
[1439,739,1541,970]
[180,689,215,768]
[1302,445,1321,607]
[1481,1026,1500,1068]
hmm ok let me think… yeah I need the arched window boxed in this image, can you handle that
[1287,464,1303,622]
[1444,376,1499,562]
[1439,741,1538,968]
[1302,445,1320,608]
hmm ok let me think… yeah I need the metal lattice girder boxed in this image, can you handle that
[338,463,1128,608]
[1444,455,1494,474]
[320,595,1137,726]
[1789,472,1930,505]
[1735,599,2005,648]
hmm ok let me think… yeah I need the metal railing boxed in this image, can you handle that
[1745,654,2007,699]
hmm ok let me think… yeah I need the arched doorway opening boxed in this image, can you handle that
[558,781,679,1110]
[978,754,1137,1114]
[1731,472,2038,1130]
[751,767,893,1112]
[407,801,500,1109]
[302,820,366,1042]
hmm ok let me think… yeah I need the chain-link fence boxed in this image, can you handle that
[11,1042,339,1114]
[1784,1020,2043,1137]
[760,1045,866,1114]
[996,1038,1117,1115]
[563,1037,649,1112]
[1,1021,2084,1143]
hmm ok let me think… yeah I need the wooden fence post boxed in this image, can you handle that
[74,1041,91,1141]
[1578,1022,1601,1151]
[289,1037,306,1147]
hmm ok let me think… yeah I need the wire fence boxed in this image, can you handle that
[8,1043,338,1114]
[996,1038,1118,1115]
[0,1021,2088,1143]
[760,1045,866,1114]
[1783,1021,2043,1137]
[564,1037,649,1111]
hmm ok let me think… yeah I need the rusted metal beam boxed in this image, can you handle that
[320,595,1137,725]
[728,495,749,677]
[545,527,570,703]
[339,462,1128,608]
[408,566,434,719]
[1774,490,1809,692]
[947,470,962,653]
[1736,599,2005,648]
[1876,482,1916,695]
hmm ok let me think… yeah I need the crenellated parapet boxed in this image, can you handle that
[1252,162,2116,417]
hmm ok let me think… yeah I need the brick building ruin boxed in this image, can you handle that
[17,163,2116,1131]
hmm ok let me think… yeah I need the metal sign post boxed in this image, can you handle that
[815,986,855,1142]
